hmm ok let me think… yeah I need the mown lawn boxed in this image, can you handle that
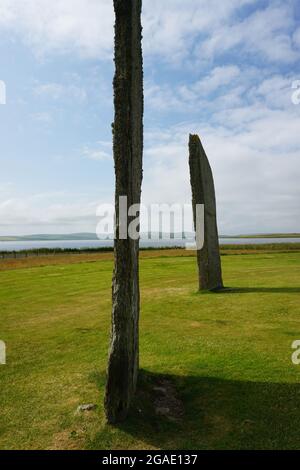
[0,250,300,450]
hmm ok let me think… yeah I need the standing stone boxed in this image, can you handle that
[105,0,144,424]
[188,134,223,291]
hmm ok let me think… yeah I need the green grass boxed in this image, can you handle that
[0,251,300,450]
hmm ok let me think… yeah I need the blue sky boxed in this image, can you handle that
[0,0,299,236]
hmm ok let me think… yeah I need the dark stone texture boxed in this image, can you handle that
[189,134,223,291]
[105,0,144,424]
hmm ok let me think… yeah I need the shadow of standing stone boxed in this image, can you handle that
[189,134,223,291]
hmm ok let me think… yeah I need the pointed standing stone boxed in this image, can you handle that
[105,0,144,424]
[189,134,223,291]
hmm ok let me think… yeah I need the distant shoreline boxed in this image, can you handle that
[1,242,300,260]
[221,233,300,239]
[1,232,300,242]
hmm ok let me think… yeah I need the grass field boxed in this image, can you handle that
[0,248,300,450]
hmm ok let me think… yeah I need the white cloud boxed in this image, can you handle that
[146,65,246,112]
[197,3,298,64]
[82,142,112,162]
[142,77,300,234]
[253,76,294,109]
[293,27,300,48]
[2,92,300,236]
[0,0,298,65]
[193,66,241,95]
[146,65,298,121]
[0,0,114,59]
[34,82,87,102]
[145,82,185,112]
[0,192,102,235]
[30,111,53,124]
[142,0,257,62]
[0,1,299,236]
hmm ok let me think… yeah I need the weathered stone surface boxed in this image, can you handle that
[189,134,223,291]
[104,0,144,424]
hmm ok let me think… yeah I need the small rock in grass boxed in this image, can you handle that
[76,404,97,413]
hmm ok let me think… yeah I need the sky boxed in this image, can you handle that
[0,0,299,236]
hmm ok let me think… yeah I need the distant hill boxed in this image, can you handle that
[0,233,100,242]
[0,232,193,241]
[0,232,300,242]
[0,232,194,241]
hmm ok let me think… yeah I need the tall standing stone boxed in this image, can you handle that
[105,0,144,424]
[189,134,223,291]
